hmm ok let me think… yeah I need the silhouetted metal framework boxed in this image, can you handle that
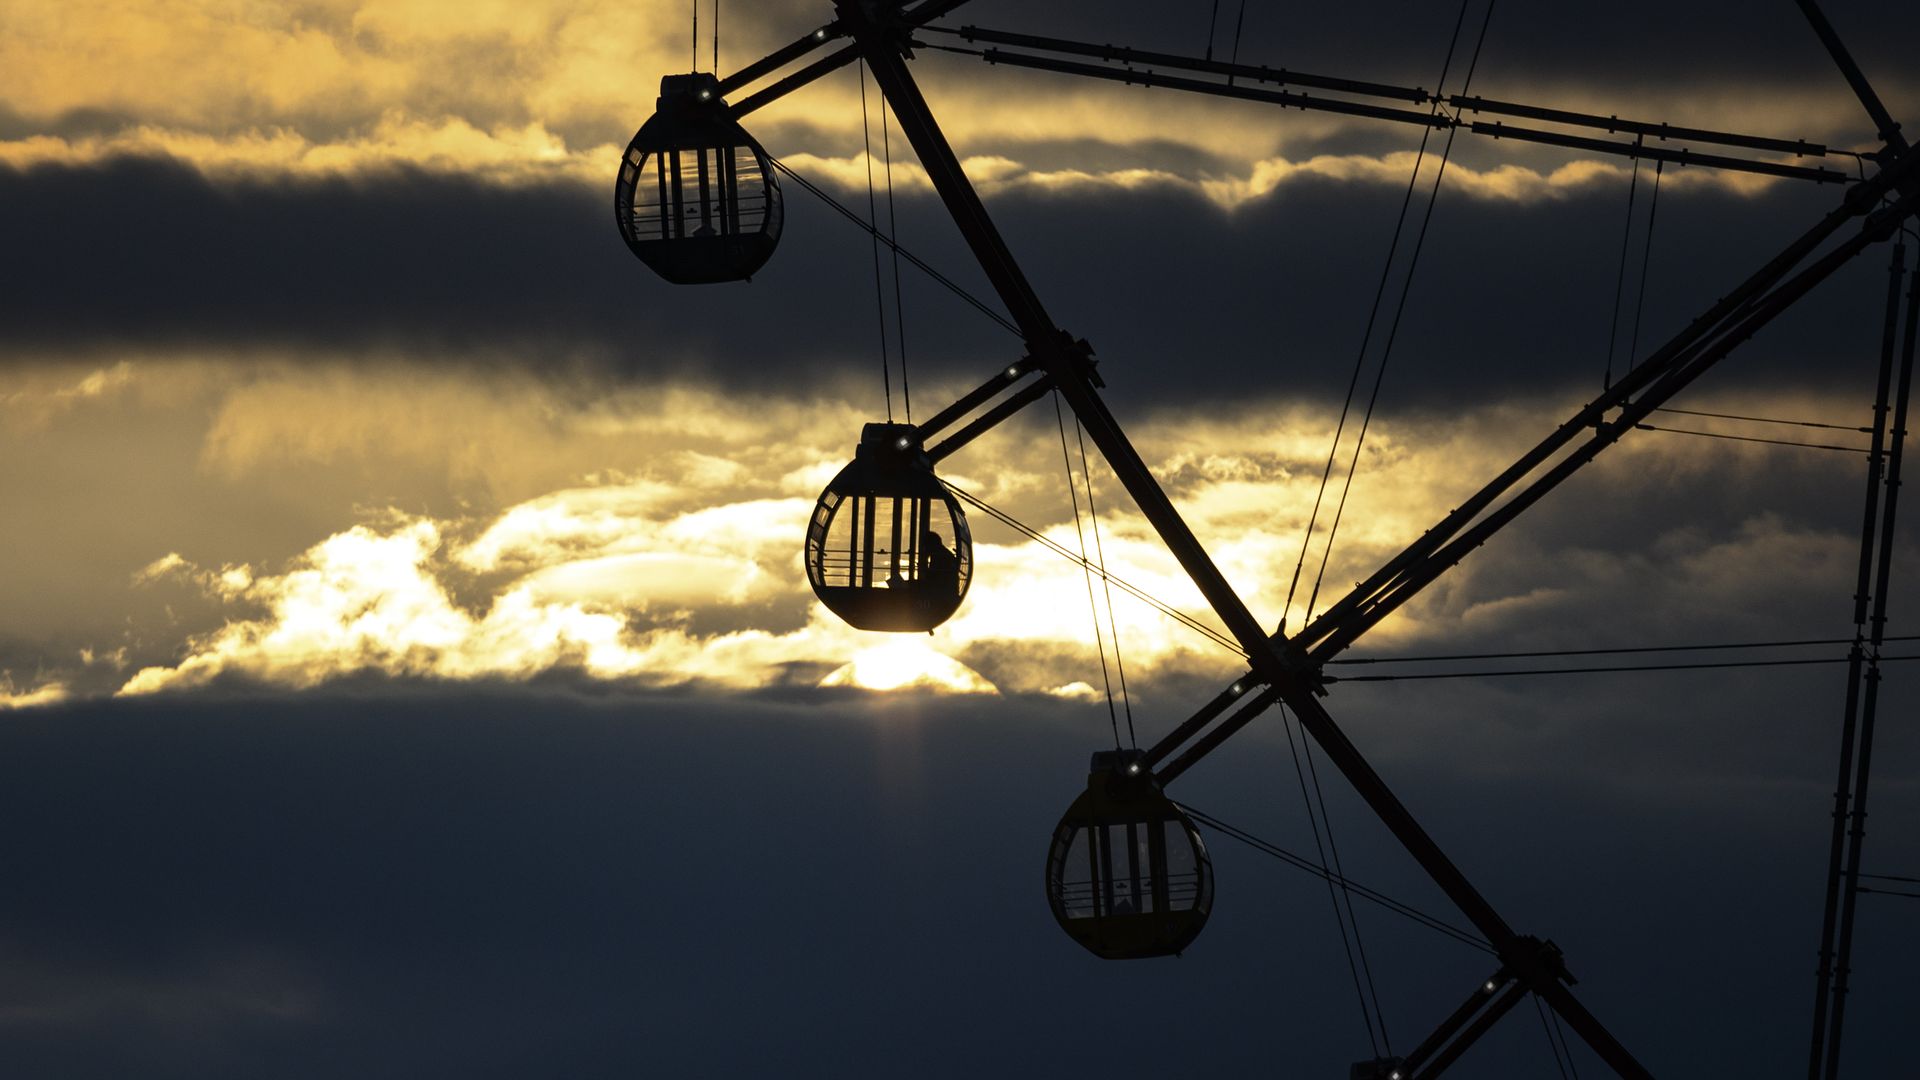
[621,1,1920,1073]
[1804,238,1914,1080]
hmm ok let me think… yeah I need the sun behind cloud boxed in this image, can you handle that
[819,640,997,694]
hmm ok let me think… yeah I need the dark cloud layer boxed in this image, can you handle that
[976,0,1919,98]
[2,153,1899,418]
[0,685,1913,1077]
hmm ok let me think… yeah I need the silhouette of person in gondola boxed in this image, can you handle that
[920,529,959,596]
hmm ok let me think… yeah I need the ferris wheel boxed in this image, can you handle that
[612,1,1919,1075]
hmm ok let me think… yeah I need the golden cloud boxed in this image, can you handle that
[2,354,1830,707]
[0,677,70,711]
[0,2,1860,202]
[3,355,1875,711]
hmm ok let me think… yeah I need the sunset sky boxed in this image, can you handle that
[5,1,1920,1075]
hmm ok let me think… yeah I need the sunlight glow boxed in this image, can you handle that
[13,361,1854,703]
[819,641,997,695]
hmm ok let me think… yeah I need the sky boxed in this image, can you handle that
[4,0,1920,1075]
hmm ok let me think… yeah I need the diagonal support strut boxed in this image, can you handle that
[835,1,1663,1072]
[683,0,1920,1072]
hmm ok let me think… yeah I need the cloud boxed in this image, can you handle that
[2,0,1909,190]
[0,118,603,186]
[2,148,1888,422]
[0,678,70,712]
[0,0,672,147]
[67,356,1887,708]
[4,0,1904,252]
[2,685,1911,1076]
[108,496,1007,696]
[113,485,1003,696]
[0,361,138,431]
[116,514,826,694]
[820,639,998,693]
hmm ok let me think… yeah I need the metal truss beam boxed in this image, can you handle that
[696,1,1919,1073]
[837,1,1652,1071]
[920,23,1848,184]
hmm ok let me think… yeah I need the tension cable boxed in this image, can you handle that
[1280,704,1386,1055]
[1603,141,1644,389]
[1056,392,1124,750]
[767,156,1021,335]
[859,61,895,421]
[1633,424,1867,454]
[1534,992,1575,1080]
[1327,655,1920,684]
[1653,406,1870,432]
[1228,0,1251,72]
[943,481,1246,656]
[881,95,913,423]
[1303,710,1391,1054]
[1284,0,1480,630]
[1075,417,1138,748]
[1304,0,1498,627]
[1333,635,1920,665]
[1624,158,1664,371]
[1180,803,1493,952]
[1550,1004,1582,1079]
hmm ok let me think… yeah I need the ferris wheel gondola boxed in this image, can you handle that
[806,422,974,633]
[1045,750,1214,959]
[614,73,783,284]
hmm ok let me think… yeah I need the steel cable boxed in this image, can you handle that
[1056,393,1123,750]
[1625,159,1665,370]
[1075,417,1138,748]
[1304,0,1499,626]
[1296,705,1391,1054]
[1327,655,1920,684]
[1604,142,1644,389]
[858,61,894,421]
[765,156,1022,336]
[940,481,1246,656]
[880,95,913,423]
[1178,803,1494,953]
[1331,635,1920,665]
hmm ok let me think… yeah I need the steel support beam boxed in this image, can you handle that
[1471,121,1844,184]
[1297,152,1920,658]
[1143,156,1920,780]
[1450,93,1826,156]
[913,357,1038,442]
[1795,0,1908,152]
[1412,981,1531,1078]
[839,2,1647,1072]
[948,24,1432,102]
[721,0,975,119]
[1309,192,1918,662]
[714,21,846,97]
[1398,969,1514,1077]
[956,47,1451,131]
[925,375,1053,462]
[921,25,1843,183]
[1809,241,1915,1079]
[1144,180,1912,776]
